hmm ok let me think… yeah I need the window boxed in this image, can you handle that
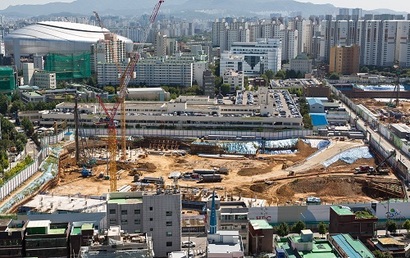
[166,211,172,216]
[149,207,153,211]
[150,218,153,221]
[166,221,172,226]
[150,228,153,231]
[166,241,172,247]
[109,209,116,214]
[166,231,172,236]
[121,210,127,215]
[109,219,117,225]
[134,219,141,225]
[121,219,128,225]
[134,209,140,215]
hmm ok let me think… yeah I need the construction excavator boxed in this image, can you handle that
[369,149,396,175]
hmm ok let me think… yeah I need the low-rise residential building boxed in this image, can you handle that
[33,70,57,89]
[248,220,274,255]
[223,69,244,93]
[207,231,244,258]
[290,53,313,74]
[107,191,181,257]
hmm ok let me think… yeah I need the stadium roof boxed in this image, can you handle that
[5,21,132,44]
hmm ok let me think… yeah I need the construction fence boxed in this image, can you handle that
[44,52,91,81]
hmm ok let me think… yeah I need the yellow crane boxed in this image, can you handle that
[96,0,165,192]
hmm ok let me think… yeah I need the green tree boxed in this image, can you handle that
[386,220,398,234]
[21,117,34,137]
[403,219,410,234]
[373,250,393,258]
[0,94,9,115]
[318,222,327,237]
[10,100,25,114]
[275,70,286,79]
[220,84,231,96]
[264,70,275,81]
[328,73,340,80]
[292,220,306,233]
[103,86,116,95]
[276,222,289,237]
[360,66,370,73]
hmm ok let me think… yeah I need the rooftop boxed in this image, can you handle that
[331,205,354,216]
[249,219,273,230]
[331,234,373,258]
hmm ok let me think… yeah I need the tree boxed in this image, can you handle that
[264,70,275,81]
[292,220,306,233]
[276,222,289,237]
[373,250,393,258]
[220,84,231,96]
[275,70,286,79]
[103,86,116,95]
[21,117,34,137]
[403,220,410,234]
[328,73,340,80]
[360,66,370,73]
[0,94,9,115]
[386,220,397,234]
[318,222,327,237]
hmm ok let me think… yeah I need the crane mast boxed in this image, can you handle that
[98,0,164,192]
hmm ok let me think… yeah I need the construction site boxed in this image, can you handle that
[46,132,405,207]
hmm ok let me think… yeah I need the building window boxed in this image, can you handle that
[109,219,116,225]
[166,241,172,247]
[166,211,172,216]
[166,221,172,226]
[134,209,140,215]
[121,210,127,215]
[150,228,153,231]
[149,207,153,211]
[109,209,116,214]
[166,231,172,236]
[121,219,128,225]
[150,218,153,221]
[134,219,141,225]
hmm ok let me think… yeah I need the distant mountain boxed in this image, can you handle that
[0,0,405,18]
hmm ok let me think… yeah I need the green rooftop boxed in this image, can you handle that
[72,227,81,235]
[48,228,66,235]
[108,198,142,204]
[331,206,354,216]
[250,219,273,230]
[81,223,93,230]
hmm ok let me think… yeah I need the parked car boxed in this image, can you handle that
[182,241,196,248]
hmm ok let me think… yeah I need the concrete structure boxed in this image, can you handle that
[25,220,70,258]
[202,70,216,98]
[22,63,34,85]
[207,231,245,258]
[0,220,25,257]
[290,53,313,74]
[127,88,170,101]
[20,91,45,103]
[223,69,244,93]
[248,220,274,255]
[78,226,154,258]
[4,21,132,68]
[106,191,181,257]
[329,45,360,75]
[329,205,377,241]
[33,70,57,89]
[307,98,325,113]
[134,55,194,87]
[368,236,409,257]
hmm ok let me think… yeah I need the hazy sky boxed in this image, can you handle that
[0,0,409,13]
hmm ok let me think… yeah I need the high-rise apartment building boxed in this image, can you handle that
[329,45,360,75]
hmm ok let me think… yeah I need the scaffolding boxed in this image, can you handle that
[45,52,91,80]
[0,66,15,93]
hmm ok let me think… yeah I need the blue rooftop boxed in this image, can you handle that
[307,98,323,106]
[309,113,328,126]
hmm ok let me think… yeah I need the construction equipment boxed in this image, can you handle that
[370,149,396,175]
[96,0,164,192]
[354,165,375,174]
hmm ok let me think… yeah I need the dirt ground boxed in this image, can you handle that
[353,98,410,124]
[49,138,402,205]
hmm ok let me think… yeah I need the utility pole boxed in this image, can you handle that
[74,93,80,164]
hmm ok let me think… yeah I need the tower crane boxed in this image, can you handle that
[97,0,164,192]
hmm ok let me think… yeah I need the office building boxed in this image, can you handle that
[33,71,57,89]
[329,45,360,75]
[290,53,313,74]
[107,191,181,257]
[222,69,244,93]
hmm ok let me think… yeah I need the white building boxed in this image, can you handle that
[23,63,35,86]
[34,71,56,89]
[107,191,181,258]
[96,63,128,86]
[290,53,313,74]
[221,38,282,76]
[223,69,244,92]
[207,231,244,258]
[127,87,170,101]
[134,55,194,87]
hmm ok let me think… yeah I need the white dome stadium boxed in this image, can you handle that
[4,21,133,66]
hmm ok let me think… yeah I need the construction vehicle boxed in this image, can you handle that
[96,0,164,192]
[81,167,92,177]
[369,150,396,175]
[140,177,164,185]
[354,165,375,174]
[197,174,223,183]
